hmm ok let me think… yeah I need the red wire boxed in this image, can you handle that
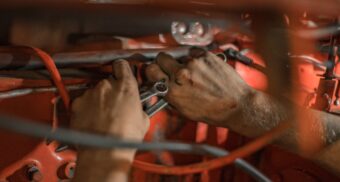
[132,121,290,174]
[30,47,70,109]
[16,46,287,175]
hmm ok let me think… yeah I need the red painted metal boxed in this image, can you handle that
[0,46,339,182]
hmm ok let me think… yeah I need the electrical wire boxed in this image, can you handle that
[1,46,273,181]
[0,114,271,182]
[295,25,340,39]
[289,55,326,69]
[30,47,71,109]
[133,121,289,175]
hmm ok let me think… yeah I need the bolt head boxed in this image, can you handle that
[190,22,204,36]
[174,22,187,34]
[26,165,43,182]
[335,99,340,106]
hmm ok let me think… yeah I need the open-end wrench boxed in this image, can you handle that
[140,81,169,117]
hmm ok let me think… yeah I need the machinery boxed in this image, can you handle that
[0,0,339,181]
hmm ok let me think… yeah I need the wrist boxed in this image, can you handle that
[228,89,289,137]
[73,149,135,182]
[212,86,261,134]
[209,85,257,126]
[77,148,136,164]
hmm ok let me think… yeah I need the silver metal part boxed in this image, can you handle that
[140,81,168,103]
[140,81,169,117]
[145,99,168,117]
[0,84,88,99]
[171,21,214,46]
[215,53,227,62]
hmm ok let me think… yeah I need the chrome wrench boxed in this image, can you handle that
[140,81,169,117]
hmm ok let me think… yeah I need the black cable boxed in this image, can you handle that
[0,114,271,182]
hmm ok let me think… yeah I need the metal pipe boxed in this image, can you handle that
[0,84,88,99]
[0,47,190,70]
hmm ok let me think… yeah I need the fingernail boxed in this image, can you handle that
[157,52,171,59]
[189,47,207,58]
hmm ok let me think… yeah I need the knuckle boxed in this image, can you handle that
[175,69,190,81]
[71,97,82,112]
[168,87,179,97]
[146,64,158,73]
[114,59,128,68]
[117,78,137,94]
[94,79,113,97]
[187,59,201,68]
[187,58,208,71]
[95,79,111,91]
[102,79,112,88]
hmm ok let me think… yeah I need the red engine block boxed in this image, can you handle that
[0,48,339,182]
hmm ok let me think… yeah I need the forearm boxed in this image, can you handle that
[221,90,340,174]
[72,149,136,182]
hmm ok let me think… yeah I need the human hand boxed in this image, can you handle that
[71,60,149,182]
[145,48,254,126]
[71,60,149,141]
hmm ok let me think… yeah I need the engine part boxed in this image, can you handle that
[171,21,214,46]
[0,84,87,99]
[0,114,270,182]
[0,2,340,182]
[0,47,191,70]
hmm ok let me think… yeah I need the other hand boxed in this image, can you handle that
[145,48,254,126]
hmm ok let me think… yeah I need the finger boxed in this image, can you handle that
[189,47,207,58]
[94,79,112,91]
[93,79,113,105]
[156,52,183,78]
[142,112,150,131]
[145,63,169,83]
[206,51,225,65]
[113,59,134,81]
[71,96,83,113]
[180,47,207,65]
[174,68,191,85]
[205,51,235,74]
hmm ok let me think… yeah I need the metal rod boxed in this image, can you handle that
[0,84,88,99]
[0,47,190,70]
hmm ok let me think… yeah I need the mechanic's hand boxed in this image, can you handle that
[71,60,149,182]
[71,60,149,141]
[145,49,254,125]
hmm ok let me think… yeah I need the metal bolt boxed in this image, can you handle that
[335,98,340,106]
[177,22,187,34]
[173,22,187,34]
[190,22,204,36]
[55,144,69,153]
[26,164,43,182]
[155,82,168,93]
[58,162,76,179]
[65,162,75,179]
